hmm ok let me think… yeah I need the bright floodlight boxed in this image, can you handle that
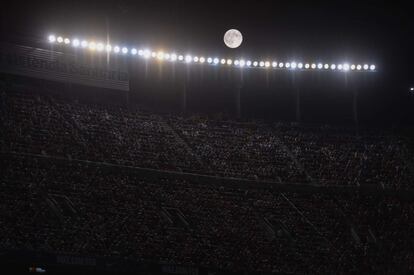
[324,64,329,69]
[331,64,336,70]
[311,63,316,69]
[207,57,213,63]
[178,55,184,61]
[259,61,265,67]
[370,64,376,71]
[234,60,239,66]
[151,52,157,58]
[199,57,205,63]
[291,62,297,69]
[113,46,120,53]
[193,56,199,62]
[265,61,270,67]
[279,62,284,68]
[170,53,177,61]
[285,62,291,68]
[351,64,356,70]
[337,64,343,70]
[80,40,88,48]
[185,55,192,63]
[305,63,310,69]
[106,45,112,52]
[239,60,246,67]
[213,58,219,64]
[227,59,232,65]
[317,63,323,69]
[246,60,252,66]
[48,35,56,43]
[220,58,226,65]
[298,63,303,69]
[411,87,414,91]
[363,64,369,70]
[253,61,258,67]
[131,48,138,55]
[72,39,80,47]
[164,53,170,60]
[138,49,143,56]
[64,38,70,44]
[57,36,63,43]
[272,61,277,68]
[96,43,104,51]
[356,65,362,70]
[343,64,350,71]
[121,47,128,54]
[157,52,165,60]
[143,49,151,58]
[88,42,96,50]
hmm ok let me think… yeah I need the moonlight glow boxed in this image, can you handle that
[224,29,243,49]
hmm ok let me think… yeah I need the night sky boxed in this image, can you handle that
[1,0,413,124]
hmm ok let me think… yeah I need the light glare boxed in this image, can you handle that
[48,35,56,43]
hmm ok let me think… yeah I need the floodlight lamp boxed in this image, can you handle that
[72,39,80,47]
[89,42,96,50]
[343,64,350,71]
[48,35,56,43]
[96,43,104,51]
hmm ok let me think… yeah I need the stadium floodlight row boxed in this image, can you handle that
[48,34,376,72]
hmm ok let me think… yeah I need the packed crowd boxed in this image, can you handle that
[1,88,412,189]
[1,155,413,274]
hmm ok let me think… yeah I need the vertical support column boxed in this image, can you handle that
[181,82,187,114]
[353,86,359,134]
[296,86,301,123]
[235,84,242,119]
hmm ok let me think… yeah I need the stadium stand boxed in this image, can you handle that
[1,80,414,274]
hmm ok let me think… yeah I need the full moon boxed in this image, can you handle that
[224,29,243,49]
